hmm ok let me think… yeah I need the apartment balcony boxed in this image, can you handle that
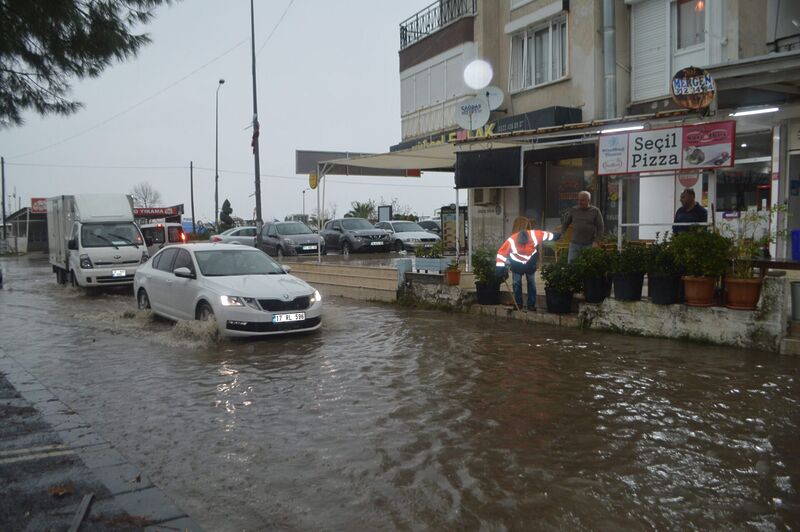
[399,0,477,51]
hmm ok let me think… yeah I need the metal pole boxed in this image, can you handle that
[302,189,306,219]
[454,188,459,259]
[190,161,196,234]
[1,156,5,241]
[250,0,263,247]
[215,79,224,231]
[617,178,623,250]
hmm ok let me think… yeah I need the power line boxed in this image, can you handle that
[6,162,185,170]
[256,0,296,56]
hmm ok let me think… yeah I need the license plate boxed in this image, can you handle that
[370,241,384,246]
[302,245,317,250]
[111,269,126,278]
[272,312,305,323]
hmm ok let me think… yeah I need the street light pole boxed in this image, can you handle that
[302,188,309,219]
[214,78,225,231]
[249,0,263,246]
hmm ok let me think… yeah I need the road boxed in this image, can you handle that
[1,254,799,530]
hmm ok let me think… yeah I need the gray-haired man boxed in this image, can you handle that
[562,190,605,263]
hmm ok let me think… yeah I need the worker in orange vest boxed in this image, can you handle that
[496,217,559,311]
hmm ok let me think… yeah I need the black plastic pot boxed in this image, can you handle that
[475,282,501,305]
[648,274,682,305]
[613,273,645,301]
[545,288,574,314]
[583,276,611,303]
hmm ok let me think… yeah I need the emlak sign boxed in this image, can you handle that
[598,121,735,176]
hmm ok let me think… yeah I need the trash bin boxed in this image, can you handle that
[793,229,800,261]
[793,282,800,321]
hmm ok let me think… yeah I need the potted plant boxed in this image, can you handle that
[444,260,461,286]
[671,228,731,307]
[471,248,501,305]
[414,241,450,273]
[541,256,582,313]
[611,242,649,301]
[721,206,784,310]
[646,232,683,305]
[572,246,614,303]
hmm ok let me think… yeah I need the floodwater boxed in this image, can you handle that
[1,254,799,530]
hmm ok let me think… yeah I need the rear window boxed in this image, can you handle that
[142,227,165,244]
[167,226,184,243]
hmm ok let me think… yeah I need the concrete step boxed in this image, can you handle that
[788,320,800,338]
[780,338,800,356]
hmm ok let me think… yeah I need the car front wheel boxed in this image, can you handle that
[197,301,215,322]
[277,247,285,259]
[341,241,352,256]
[137,289,151,310]
[394,240,404,252]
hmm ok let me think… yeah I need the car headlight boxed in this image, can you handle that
[408,238,421,243]
[310,290,322,304]
[79,254,93,269]
[220,296,259,309]
[283,238,296,245]
[354,235,365,241]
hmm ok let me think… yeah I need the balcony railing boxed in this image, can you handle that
[399,0,477,50]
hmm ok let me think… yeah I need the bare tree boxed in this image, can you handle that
[130,182,162,208]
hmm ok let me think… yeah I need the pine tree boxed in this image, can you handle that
[0,0,173,127]
[219,199,233,231]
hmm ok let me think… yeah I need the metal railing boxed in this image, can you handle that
[399,0,477,50]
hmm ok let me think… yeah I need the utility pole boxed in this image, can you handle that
[190,161,196,235]
[1,156,5,242]
[250,0,263,247]
[215,79,224,231]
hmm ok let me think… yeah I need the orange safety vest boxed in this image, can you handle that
[496,230,557,273]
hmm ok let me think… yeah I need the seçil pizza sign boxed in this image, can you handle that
[597,120,735,176]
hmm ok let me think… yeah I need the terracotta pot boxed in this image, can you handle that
[682,275,717,307]
[724,276,762,310]
[444,269,461,286]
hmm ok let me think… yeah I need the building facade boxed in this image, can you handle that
[396,0,800,257]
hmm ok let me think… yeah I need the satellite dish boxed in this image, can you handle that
[481,86,504,110]
[455,97,490,130]
[463,60,493,90]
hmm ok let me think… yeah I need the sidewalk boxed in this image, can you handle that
[0,349,202,531]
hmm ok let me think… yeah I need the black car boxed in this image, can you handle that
[258,221,325,258]
[320,218,391,255]
[417,219,442,236]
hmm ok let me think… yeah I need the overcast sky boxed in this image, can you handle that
[0,0,463,224]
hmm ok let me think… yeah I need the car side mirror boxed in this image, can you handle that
[145,236,153,246]
[173,267,195,279]
[282,265,292,274]
[67,238,77,250]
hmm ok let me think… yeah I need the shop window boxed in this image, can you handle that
[509,16,568,92]
[715,130,771,212]
[677,0,705,49]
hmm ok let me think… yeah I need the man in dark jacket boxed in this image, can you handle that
[673,188,708,233]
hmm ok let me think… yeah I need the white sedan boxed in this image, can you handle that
[134,243,322,337]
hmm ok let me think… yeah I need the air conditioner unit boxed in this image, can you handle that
[473,188,500,206]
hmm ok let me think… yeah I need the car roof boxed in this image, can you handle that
[161,242,264,252]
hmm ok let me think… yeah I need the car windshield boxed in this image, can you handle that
[81,223,143,248]
[392,221,425,232]
[195,250,285,276]
[277,222,313,235]
[341,218,374,230]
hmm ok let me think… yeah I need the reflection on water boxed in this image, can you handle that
[1,255,799,530]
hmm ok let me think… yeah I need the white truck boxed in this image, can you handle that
[48,194,149,288]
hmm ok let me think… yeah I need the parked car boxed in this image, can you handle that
[259,221,325,258]
[210,226,257,246]
[134,243,322,337]
[319,218,391,255]
[140,222,186,257]
[374,220,441,252]
[417,219,442,236]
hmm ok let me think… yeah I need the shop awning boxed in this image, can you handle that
[321,142,458,173]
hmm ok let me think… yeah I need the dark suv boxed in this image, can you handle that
[320,218,391,255]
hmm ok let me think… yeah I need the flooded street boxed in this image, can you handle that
[1,254,799,530]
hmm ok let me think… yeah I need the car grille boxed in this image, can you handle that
[94,260,140,266]
[226,316,321,332]
[258,296,310,311]
[94,275,136,284]
[363,234,386,240]
[420,237,437,243]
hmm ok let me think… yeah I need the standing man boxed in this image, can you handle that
[672,188,708,233]
[562,191,605,263]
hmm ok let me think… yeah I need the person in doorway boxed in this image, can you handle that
[562,191,605,263]
[495,217,559,311]
[672,188,708,233]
